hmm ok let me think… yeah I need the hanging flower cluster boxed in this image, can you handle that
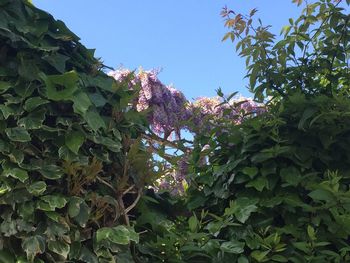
[109,68,265,194]
[109,68,264,137]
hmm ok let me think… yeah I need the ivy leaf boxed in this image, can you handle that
[65,130,85,154]
[78,246,98,263]
[0,81,12,94]
[72,91,92,116]
[27,181,47,196]
[22,235,46,262]
[84,109,106,131]
[5,127,31,142]
[39,164,64,180]
[3,168,28,183]
[68,197,90,227]
[42,53,69,73]
[42,71,79,101]
[24,97,49,112]
[18,108,46,130]
[96,225,139,245]
[48,240,70,259]
[41,195,67,209]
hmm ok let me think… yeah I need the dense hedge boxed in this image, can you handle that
[0,0,149,262]
[134,1,350,262]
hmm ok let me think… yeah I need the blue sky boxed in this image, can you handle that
[32,0,301,100]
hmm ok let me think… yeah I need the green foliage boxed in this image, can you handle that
[0,0,150,261]
[135,0,350,262]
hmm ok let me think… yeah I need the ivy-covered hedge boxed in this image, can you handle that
[0,0,149,262]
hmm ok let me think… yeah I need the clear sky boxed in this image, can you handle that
[32,0,301,100]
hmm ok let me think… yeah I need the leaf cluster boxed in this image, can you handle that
[0,0,150,262]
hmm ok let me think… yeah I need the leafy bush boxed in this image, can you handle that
[135,1,350,262]
[0,0,150,262]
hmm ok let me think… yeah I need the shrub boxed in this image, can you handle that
[135,1,350,262]
[0,0,149,262]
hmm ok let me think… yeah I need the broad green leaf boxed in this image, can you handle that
[246,176,268,192]
[0,81,12,94]
[24,97,49,112]
[3,168,28,183]
[48,240,70,259]
[42,71,79,101]
[68,197,90,227]
[68,197,84,218]
[308,189,334,202]
[242,167,258,178]
[39,164,64,179]
[0,250,15,263]
[251,250,270,262]
[42,53,69,73]
[84,109,106,131]
[41,195,67,209]
[89,135,121,152]
[65,130,85,154]
[5,127,31,142]
[72,91,92,115]
[22,235,45,262]
[18,109,46,129]
[221,240,245,254]
[96,225,139,245]
[0,105,17,119]
[280,166,301,186]
[27,181,46,196]
[78,247,98,263]
[188,215,198,232]
[238,256,249,263]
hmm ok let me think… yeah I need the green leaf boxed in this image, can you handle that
[188,215,198,232]
[96,225,139,245]
[246,176,268,192]
[84,109,106,131]
[308,189,334,202]
[39,164,64,180]
[27,181,47,196]
[68,197,84,218]
[280,166,301,186]
[251,250,270,262]
[78,247,98,263]
[22,235,45,262]
[0,105,16,119]
[89,135,121,152]
[3,168,28,183]
[5,127,31,142]
[18,108,46,129]
[0,250,15,263]
[242,167,258,178]
[0,81,12,94]
[65,130,85,154]
[271,255,288,262]
[72,91,92,115]
[42,53,69,73]
[24,97,49,112]
[307,225,316,241]
[221,240,245,254]
[225,197,258,223]
[238,256,249,263]
[41,195,67,209]
[48,240,70,259]
[70,199,90,227]
[42,71,79,101]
